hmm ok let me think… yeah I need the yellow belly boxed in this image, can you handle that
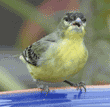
[26,39,88,83]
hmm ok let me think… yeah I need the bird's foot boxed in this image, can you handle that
[64,80,86,92]
[37,84,50,95]
[41,85,50,95]
[74,81,86,92]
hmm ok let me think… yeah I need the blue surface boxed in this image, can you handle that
[0,87,110,107]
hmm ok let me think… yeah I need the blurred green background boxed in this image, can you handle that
[0,0,110,91]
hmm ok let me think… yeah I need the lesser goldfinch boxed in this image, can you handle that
[19,11,88,94]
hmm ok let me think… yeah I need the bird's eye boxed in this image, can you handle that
[64,17,69,21]
[65,18,69,21]
[82,18,86,22]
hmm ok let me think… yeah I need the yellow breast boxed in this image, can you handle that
[28,38,88,83]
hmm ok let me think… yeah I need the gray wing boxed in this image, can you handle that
[22,32,60,66]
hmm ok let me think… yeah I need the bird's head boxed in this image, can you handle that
[59,11,86,39]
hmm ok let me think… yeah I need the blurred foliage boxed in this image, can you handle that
[0,0,58,32]
[0,0,58,49]
[91,0,110,40]
[0,66,27,91]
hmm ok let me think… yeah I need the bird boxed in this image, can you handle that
[19,11,88,94]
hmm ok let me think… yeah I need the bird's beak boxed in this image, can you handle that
[72,18,82,27]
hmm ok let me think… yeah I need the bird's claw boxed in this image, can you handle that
[41,85,50,95]
[75,81,86,92]
[64,80,86,92]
